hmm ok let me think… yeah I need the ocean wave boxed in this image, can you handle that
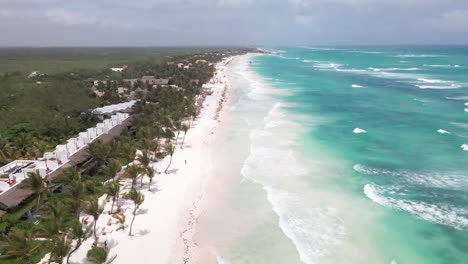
[416,84,462,89]
[346,50,383,54]
[446,96,468,101]
[437,129,450,134]
[313,63,342,69]
[265,186,346,264]
[451,122,468,129]
[415,78,461,89]
[300,46,339,51]
[353,128,366,134]
[417,78,451,84]
[396,54,440,58]
[369,67,420,71]
[351,84,363,88]
[315,63,462,89]
[364,183,468,230]
[424,64,461,68]
[353,164,468,189]
[413,98,429,103]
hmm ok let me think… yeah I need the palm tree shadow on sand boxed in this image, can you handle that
[165,168,179,174]
[134,229,151,237]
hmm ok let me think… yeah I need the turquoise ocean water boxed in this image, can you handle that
[203,47,468,264]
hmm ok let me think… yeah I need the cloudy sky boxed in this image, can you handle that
[1,0,467,46]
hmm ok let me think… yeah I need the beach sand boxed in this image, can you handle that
[67,57,236,264]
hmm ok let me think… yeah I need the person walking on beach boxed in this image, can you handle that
[185,160,187,165]
[104,240,107,249]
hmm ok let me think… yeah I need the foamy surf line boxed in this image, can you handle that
[236,59,347,263]
[353,164,468,189]
[364,184,468,230]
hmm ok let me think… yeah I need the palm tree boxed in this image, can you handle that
[0,228,41,264]
[86,246,117,264]
[33,140,50,159]
[35,200,68,240]
[146,166,156,191]
[0,136,12,160]
[48,234,72,264]
[128,189,145,236]
[181,124,189,149]
[84,198,103,241]
[118,143,136,164]
[66,218,92,264]
[164,144,175,174]
[58,167,81,185]
[123,165,142,190]
[174,121,181,145]
[14,132,31,158]
[105,181,120,214]
[99,159,122,180]
[67,180,86,217]
[22,172,46,212]
[136,150,151,187]
[87,140,111,166]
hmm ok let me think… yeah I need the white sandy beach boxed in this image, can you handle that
[63,56,236,264]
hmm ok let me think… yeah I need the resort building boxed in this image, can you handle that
[28,71,42,78]
[110,65,128,72]
[0,101,136,219]
[123,76,169,87]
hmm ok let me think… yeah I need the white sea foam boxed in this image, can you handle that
[369,67,420,71]
[353,128,366,134]
[424,64,462,68]
[397,54,440,58]
[447,96,468,101]
[301,46,338,51]
[416,84,462,89]
[364,184,468,230]
[216,256,231,264]
[313,63,342,69]
[461,144,468,151]
[264,186,346,264]
[353,164,468,189]
[346,50,383,54]
[465,108,468,113]
[417,78,451,84]
[437,129,450,134]
[236,65,347,263]
[351,84,363,88]
[415,78,461,89]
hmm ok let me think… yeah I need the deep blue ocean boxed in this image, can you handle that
[206,47,468,264]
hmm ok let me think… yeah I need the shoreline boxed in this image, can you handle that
[174,53,257,264]
[67,55,245,264]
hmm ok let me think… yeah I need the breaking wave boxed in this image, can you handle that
[353,164,468,190]
[364,184,468,230]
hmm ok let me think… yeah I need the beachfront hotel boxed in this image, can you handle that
[0,101,136,220]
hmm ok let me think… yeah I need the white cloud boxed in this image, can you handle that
[294,15,315,26]
[288,0,455,8]
[217,0,254,6]
[418,9,468,33]
[0,8,14,17]
[45,8,98,25]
